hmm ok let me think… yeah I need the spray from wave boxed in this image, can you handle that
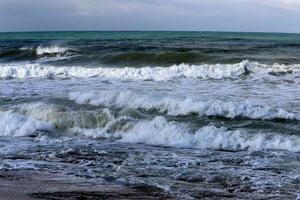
[35,45,69,55]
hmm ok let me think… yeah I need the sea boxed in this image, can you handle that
[0,31,300,199]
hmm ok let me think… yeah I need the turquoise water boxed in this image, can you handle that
[1,31,300,66]
[1,31,300,41]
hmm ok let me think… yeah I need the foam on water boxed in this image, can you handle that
[69,91,298,120]
[0,111,53,137]
[0,160,39,171]
[19,46,34,51]
[36,45,69,55]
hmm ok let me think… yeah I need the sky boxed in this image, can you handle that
[0,0,300,33]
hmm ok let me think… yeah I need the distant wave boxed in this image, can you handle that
[35,45,70,55]
[100,51,217,66]
[0,45,74,62]
[1,61,299,80]
[0,48,36,60]
[69,91,299,121]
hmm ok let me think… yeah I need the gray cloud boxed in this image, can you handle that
[0,0,299,32]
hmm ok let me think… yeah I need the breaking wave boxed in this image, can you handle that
[68,116,300,152]
[0,45,74,62]
[35,45,69,55]
[69,91,299,121]
[0,61,299,80]
[18,103,132,132]
[2,105,300,152]
[0,103,133,137]
[0,111,53,137]
[0,62,248,80]
[120,116,300,152]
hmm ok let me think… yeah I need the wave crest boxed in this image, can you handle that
[35,45,69,55]
[69,91,298,121]
[18,103,132,132]
[0,61,250,80]
[2,107,300,152]
[121,117,300,151]
[0,111,53,137]
[76,116,300,152]
[1,61,300,80]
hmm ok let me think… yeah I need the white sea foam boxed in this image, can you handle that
[69,127,122,139]
[0,111,53,137]
[250,62,300,75]
[20,46,34,51]
[1,60,290,80]
[36,45,69,55]
[0,62,247,80]
[69,91,298,120]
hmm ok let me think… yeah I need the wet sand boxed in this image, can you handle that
[0,170,172,200]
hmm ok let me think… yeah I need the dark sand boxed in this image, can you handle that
[0,170,172,200]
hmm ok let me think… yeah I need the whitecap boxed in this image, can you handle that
[69,91,298,121]
[120,116,300,152]
[1,61,299,80]
[72,116,300,152]
[0,111,54,137]
[36,45,69,55]
[0,61,250,80]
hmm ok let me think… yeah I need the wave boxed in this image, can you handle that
[0,61,299,80]
[18,103,132,132]
[2,106,300,152]
[74,116,300,152]
[0,111,53,137]
[121,116,300,151]
[0,48,36,60]
[35,45,69,55]
[100,51,216,66]
[69,91,298,121]
[0,61,249,80]
[0,45,73,62]
[0,103,133,137]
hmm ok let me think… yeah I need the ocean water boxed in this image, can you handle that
[0,31,300,199]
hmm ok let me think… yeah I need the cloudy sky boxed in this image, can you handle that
[0,0,299,33]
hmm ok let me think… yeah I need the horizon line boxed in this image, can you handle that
[0,30,300,35]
